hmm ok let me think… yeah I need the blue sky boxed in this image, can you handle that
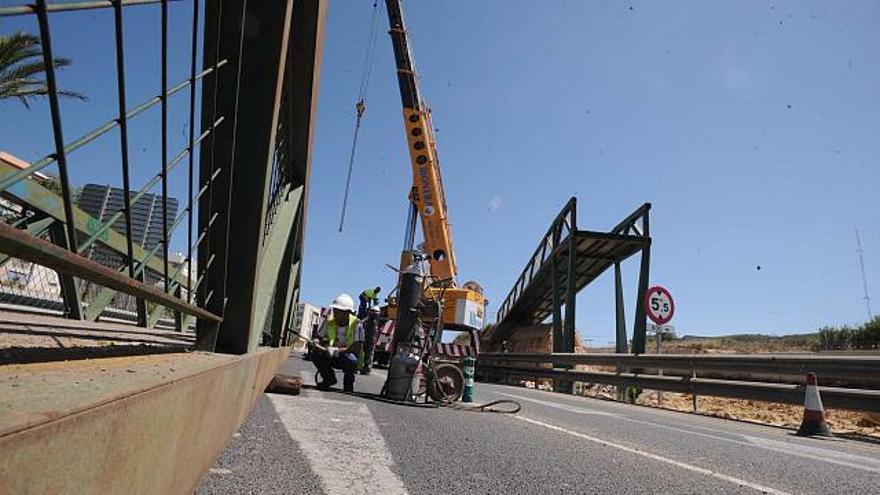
[2,1,878,343]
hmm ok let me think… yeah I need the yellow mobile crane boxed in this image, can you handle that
[384,0,486,332]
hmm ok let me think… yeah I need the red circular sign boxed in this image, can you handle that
[645,285,675,325]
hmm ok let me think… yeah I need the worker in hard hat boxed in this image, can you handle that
[309,293,364,392]
[358,286,381,319]
[360,305,381,375]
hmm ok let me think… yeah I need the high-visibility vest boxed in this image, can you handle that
[325,314,359,348]
[362,288,378,300]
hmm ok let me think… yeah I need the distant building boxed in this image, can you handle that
[0,152,63,308]
[78,183,178,252]
[292,302,323,350]
[0,152,185,318]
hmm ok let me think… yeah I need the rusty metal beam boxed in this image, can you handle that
[0,346,290,494]
[0,216,55,268]
[0,221,220,323]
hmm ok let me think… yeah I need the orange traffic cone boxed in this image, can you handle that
[796,372,833,437]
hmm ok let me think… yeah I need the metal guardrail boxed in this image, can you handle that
[479,352,880,382]
[478,353,880,413]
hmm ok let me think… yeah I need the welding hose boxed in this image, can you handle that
[424,362,521,414]
[439,399,521,414]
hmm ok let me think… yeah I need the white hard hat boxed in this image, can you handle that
[329,293,355,312]
[368,305,381,313]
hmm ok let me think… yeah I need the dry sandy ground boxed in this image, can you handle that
[561,381,880,439]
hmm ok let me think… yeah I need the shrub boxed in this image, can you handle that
[817,318,880,350]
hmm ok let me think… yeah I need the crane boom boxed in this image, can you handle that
[381,0,485,332]
[385,0,457,282]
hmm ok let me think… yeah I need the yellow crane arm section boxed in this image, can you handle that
[401,108,457,282]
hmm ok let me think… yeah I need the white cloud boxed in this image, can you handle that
[487,194,503,213]
[718,44,760,94]
[720,61,753,92]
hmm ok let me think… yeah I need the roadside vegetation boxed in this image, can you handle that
[816,316,880,350]
[646,317,880,354]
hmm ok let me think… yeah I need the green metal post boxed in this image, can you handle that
[462,356,476,403]
[631,208,651,354]
[48,221,83,320]
[550,227,563,353]
[564,200,576,354]
[134,269,148,326]
[174,284,183,332]
[614,261,628,353]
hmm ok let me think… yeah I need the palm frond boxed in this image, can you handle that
[0,32,86,108]
[0,33,40,67]
[0,81,49,100]
[0,82,86,102]
[0,61,49,84]
[58,89,86,100]
[0,47,42,69]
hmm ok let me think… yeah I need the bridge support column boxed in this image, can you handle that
[631,209,651,354]
[564,200,577,354]
[197,0,323,353]
[551,199,576,394]
[614,261,627,353]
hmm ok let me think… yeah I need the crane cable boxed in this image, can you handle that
[339,1,382,233]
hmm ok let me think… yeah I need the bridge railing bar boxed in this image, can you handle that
[0,62,226,194]
[186,0,200,305]
[111,0,146,325]
[609,203,652,237]
[0,0,320,355]
[496,197,577,325]
[160,0,170,295]
[82,177,218,322]
[73,119,223,259]
[0,221,219,322]
[0,0,168,17]
[0,0,226,330]
[33,0,80,270]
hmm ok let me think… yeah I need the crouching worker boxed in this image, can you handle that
[309,293,364,392]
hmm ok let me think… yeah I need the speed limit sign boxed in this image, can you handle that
[645,286,675,325]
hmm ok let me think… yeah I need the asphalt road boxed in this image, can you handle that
[198,355,880,494]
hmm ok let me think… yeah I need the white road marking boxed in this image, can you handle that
[516,416,791,495]
[208,468,232,475]
[269,395,408,495]
[496,391,620,416]
[744,435,880,473]
[497,390,880,474]
[301,369,317,387]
